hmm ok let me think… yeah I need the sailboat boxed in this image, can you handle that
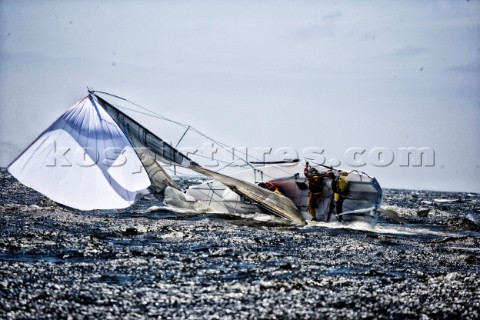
[8,90,383,225]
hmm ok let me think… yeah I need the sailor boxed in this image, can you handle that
[258,182,284,196]
[329,170,349,221]
[304,162,332,221]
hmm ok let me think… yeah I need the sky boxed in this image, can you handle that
[1,0,479,193]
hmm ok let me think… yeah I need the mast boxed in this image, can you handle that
[92,91,305,224]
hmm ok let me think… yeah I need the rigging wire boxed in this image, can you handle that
[92,90,297,178]
[175,125,191,148]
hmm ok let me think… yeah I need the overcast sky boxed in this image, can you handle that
[1,1,479,192]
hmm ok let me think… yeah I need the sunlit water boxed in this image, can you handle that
[1,168,479,319]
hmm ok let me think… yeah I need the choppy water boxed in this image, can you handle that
[1,168,479,319]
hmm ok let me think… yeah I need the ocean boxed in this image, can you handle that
[0,168,479,319]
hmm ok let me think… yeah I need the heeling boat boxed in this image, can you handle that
[186,162,382,223]
[8,90,383,225]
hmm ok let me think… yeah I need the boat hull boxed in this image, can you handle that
[186,163,382,222]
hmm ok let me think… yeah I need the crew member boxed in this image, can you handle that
[304,162,332,221]
[258,181,284,196]
[332,170,349,221]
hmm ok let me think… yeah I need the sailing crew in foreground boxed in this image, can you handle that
[304,162,333,221]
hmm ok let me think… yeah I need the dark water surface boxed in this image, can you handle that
[1,168,479,319]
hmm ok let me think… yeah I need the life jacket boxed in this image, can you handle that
[307,173,327,192]
[332,173,349,195]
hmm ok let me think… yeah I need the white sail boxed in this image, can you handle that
[8,96,151,210]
